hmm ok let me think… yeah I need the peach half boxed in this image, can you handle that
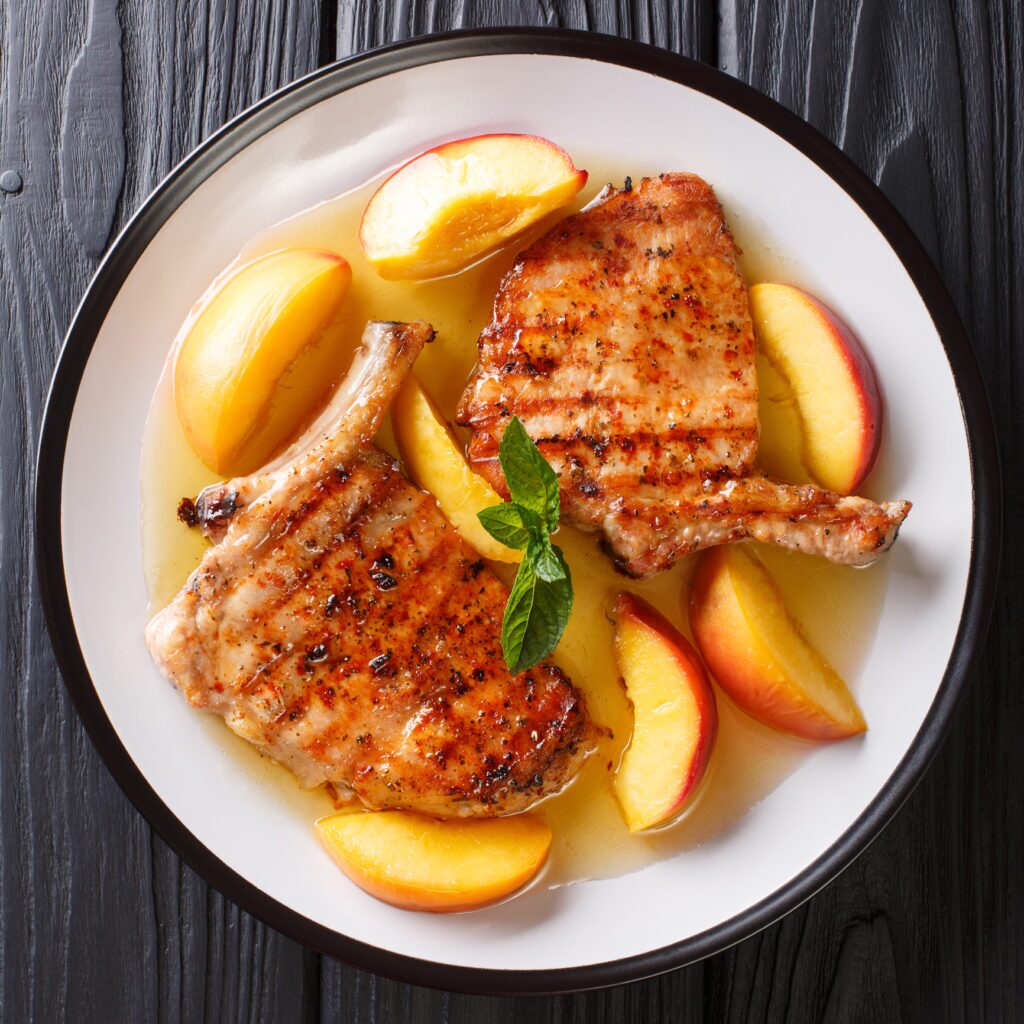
[750,282,881,495]
[316,811,551,912]
[612,593,717,832]
[689,546,866,741]
[392,375,521,563]
[175,249,351,474]
[360,133,587,279]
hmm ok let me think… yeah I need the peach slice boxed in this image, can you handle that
[360,134,587,279]
[612,593,717,832]
[175,249,351,473]
[755,352,813,485]
[392,375,521,563]
[316,811,551,912]
[750,282,881,495]
[689,546,866,741]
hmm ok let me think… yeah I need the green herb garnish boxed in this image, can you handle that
[477,416,573,674]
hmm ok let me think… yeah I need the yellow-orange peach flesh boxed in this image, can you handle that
[689,546,866,741]
[360,134,587,280]
[175,249,351,473]
[612,593,717,832]
[392,375,521,562]
[750,282,880,495]
[317,811,551,912]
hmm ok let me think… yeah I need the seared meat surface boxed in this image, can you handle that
[457,174,910,578]
[147,321,595,816]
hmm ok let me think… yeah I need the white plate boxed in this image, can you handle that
[37,32,999,993]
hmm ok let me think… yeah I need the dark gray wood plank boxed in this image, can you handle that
[335,0,714,58]
[0,2,322,1021]
[718,1,1021,1021]
[4,0,1016,1020]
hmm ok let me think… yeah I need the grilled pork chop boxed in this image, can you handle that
[457,174,911,578]
[146,321,595,816]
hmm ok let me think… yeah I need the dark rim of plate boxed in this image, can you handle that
[34,28,1001,996]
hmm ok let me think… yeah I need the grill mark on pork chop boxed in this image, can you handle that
[224,466,408,632]
[464,393,756,431]
[457,174,910,577]
[146,321,596,816]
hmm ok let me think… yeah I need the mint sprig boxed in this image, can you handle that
[476,503,543,550]
[477,416,573,674]
[496,416,561,533]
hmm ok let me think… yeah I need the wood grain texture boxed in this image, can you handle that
[335,0,714,55]
[715,2,1021,1021]
[60,0,125,257]
[1,0,1019,1020]
[0,2,320,1022]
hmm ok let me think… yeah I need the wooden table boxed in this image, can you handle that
[1,2,1017,1020]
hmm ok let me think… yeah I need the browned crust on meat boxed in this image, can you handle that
[147,322,597,817]
[457,174,910,575]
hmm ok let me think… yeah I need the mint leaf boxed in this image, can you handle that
[477,503,544,550]
[529,538,568,583]
[486,415,573,673]
[501,559,574,674]
[499,416,560,533]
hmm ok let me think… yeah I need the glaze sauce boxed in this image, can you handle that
[141,159,889,889]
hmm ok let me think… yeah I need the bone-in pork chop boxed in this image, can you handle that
[146,321,595,816]
[457,174,911,578]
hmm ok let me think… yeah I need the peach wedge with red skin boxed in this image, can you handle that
[612,593,717,833]
[392,374,521,563]
[360,133,588,280]
[316,811,551,913]
[749,282,881,495]
[689,546,867,741]
[175,248,351,474]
